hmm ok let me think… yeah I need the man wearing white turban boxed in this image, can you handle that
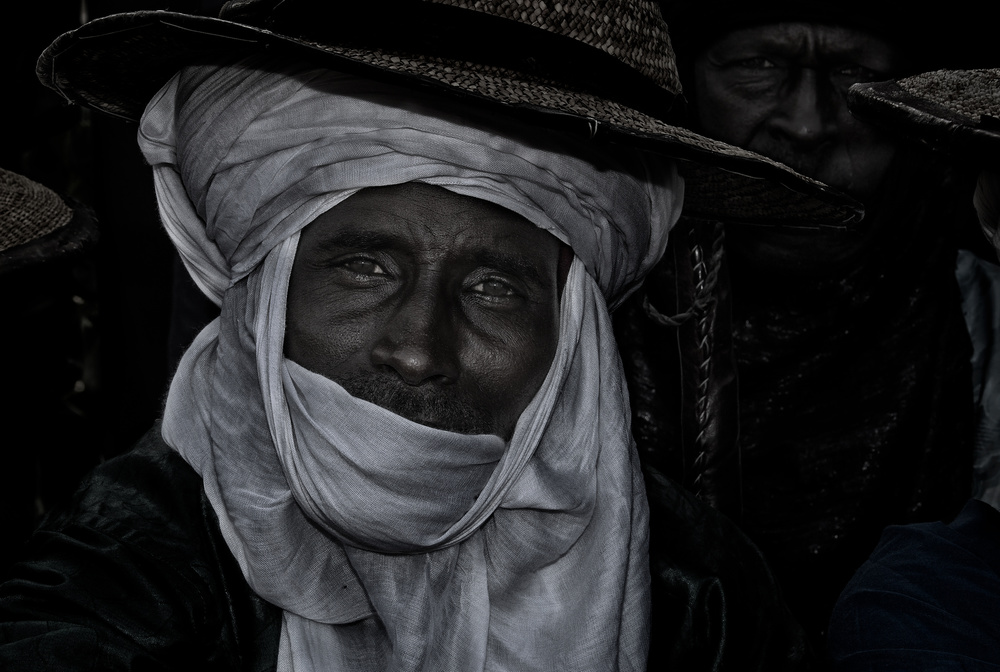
[144,58,682,670]
[1,1,859,670]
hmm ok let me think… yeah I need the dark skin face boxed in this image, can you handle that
[285,182,562,440]
[693,24,909,274]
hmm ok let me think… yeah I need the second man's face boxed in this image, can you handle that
[693,22,906,201]
[285,182,562,441]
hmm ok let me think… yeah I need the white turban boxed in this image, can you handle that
[143,56,683,672]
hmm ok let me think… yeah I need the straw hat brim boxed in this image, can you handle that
[38,10,862,227]
[0,168,98,278]
[849,69,1000,169]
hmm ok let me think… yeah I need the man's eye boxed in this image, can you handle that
[342,258,386,276]
[733,56,777,70]
[832,65,880,82]
[471,279,516,298]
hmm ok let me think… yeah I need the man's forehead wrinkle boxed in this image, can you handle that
[719,23,893,65]
[710,24,814,56]
[762,24,818,57]
[811,27,898,67]
[342,200,475,242]
[314,228,403,253]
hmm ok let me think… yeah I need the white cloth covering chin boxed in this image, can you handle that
[147,57,683,671]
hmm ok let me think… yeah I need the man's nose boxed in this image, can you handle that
[769,69,836,147]
[369,286,460,385]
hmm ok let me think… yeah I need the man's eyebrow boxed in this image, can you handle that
[315,229,402,252]
[469,248,547,285]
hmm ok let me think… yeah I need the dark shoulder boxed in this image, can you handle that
[847,498,1000,589]
[645,467,814,671]
[46,423,205,531]
[829,499,1000,670]
[0,424,280,671]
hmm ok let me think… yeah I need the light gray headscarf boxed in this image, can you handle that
[977,170,1000,258]
[143,57,683,672]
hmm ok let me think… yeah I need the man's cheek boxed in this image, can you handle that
[695,92,763,146]
[836,134,897,199]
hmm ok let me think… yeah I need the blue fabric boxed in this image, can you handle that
[957,249,1000,508]
[829,498,1000,671]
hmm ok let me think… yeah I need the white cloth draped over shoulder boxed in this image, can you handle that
[977,170,1000,256]
[143,56,683,672]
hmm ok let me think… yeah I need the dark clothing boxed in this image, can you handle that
[0,427,282,671]
[643,466,814,671]
[0,425,811,671]
[617,151,982,653]
[722,219,973,646]
[829,499,1000,671]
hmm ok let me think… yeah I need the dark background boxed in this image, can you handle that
[1,1,222,568]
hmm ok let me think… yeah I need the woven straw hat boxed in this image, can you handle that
[849,69,1000,168]
[37,0,861,227]
[0,168,97,276]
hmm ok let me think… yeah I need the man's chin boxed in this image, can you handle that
[745,145,892,204]
[725,224,870,279]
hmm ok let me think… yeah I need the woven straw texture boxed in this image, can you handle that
[897,69,1000,125]
[849,69,1000,166]
[423,0,679,91]
[38,1,862,225]
[0,168,72,253]
[222,0,680,91]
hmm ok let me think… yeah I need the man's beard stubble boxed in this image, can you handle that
[337,372,498,438]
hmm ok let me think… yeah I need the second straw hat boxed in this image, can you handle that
[849,68,1000,167]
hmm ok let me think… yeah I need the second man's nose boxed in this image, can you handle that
[769,69,837,147]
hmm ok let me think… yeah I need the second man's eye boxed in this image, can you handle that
[831,64,880,82]
[733,56,777,70]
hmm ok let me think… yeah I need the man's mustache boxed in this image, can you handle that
[337,372,497,437]
[764,148,825,176]
[753,143,834,185]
